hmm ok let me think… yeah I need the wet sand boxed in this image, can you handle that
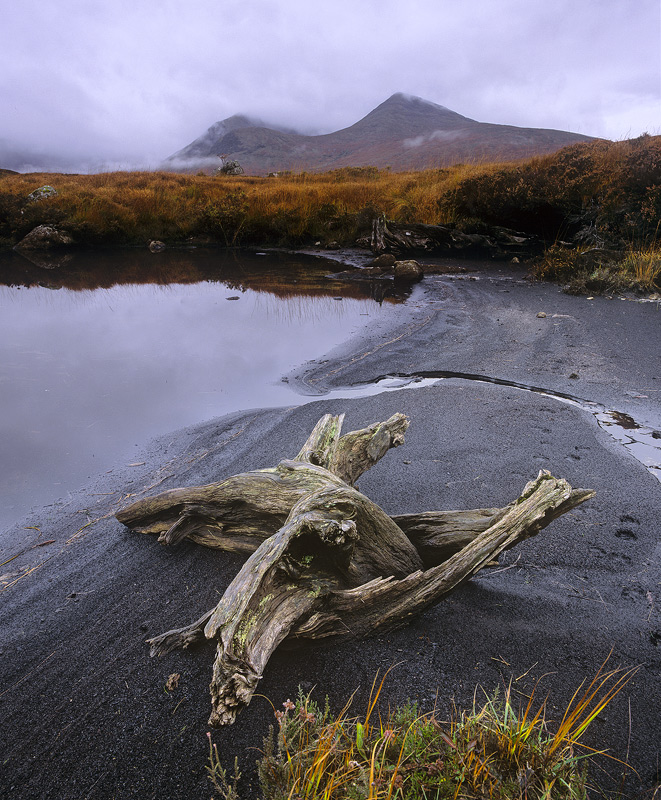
[1,265,659,798]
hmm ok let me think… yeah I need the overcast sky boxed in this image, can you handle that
[1,0,659,170]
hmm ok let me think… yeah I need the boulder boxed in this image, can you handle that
[15,225,74,250]
[27,185,58,202]
[393,259,423,283]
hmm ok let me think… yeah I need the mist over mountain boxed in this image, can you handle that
[167,93,596,174]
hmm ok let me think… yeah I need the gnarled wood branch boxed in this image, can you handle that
[116,413,594,726]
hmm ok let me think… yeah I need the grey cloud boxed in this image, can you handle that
[403,130,468,149]
[1,0,658,171]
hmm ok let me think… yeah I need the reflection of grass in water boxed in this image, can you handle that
[250,290,382,326]
[2,248,403,304]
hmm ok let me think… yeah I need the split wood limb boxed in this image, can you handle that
[116,412,593,726]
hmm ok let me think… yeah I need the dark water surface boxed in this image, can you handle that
[0,248,405,531]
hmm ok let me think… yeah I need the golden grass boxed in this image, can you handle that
[0,162,514,248]
[619,246,661,289]
[206,658,639,800]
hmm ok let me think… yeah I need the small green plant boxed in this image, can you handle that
[205,656,639,800]
[207,731,242,800]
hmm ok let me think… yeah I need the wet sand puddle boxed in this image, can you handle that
[314,371,661,483]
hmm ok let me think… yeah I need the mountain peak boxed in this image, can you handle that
[166,94,594,173]
[383,92,451,112]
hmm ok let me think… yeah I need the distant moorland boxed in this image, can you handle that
[1,133,659,290]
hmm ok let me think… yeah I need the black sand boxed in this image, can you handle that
[1,266,660,798]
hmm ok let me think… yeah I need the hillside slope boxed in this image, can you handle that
[168,93,595,173]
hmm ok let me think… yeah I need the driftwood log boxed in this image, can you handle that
[116,413,593,726]
[370,212,539,258]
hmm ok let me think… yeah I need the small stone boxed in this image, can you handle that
[536,311,547,318]
[226,296,240,301]
[165,673,181,692]
[511,256,520,263]
[149,240,166,252]
[569,373,579,379]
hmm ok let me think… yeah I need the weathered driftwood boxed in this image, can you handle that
[370,211,540,257]
[116,413,593,727]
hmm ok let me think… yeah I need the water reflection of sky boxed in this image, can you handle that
[0,277,395,532]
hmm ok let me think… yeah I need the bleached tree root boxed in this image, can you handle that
[116,413,593,726]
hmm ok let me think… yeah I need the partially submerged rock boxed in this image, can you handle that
[394,259,423,282]
[149,240,166,252]
[15,225,75,251]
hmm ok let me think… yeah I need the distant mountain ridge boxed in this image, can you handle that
[166,93,595,174]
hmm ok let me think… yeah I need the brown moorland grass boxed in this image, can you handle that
[0,164,499,248]
[1,135,659,287]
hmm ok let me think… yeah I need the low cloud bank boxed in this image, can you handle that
[403,129,467,149]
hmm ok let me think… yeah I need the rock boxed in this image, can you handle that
[216,159,244,176]
[578,247,622,268]
[536,311,547,318]
[27,185,57,202]
[369,253,396,268]
[393,259,423,283]
[149,240,166,253]
[15,225,74,251]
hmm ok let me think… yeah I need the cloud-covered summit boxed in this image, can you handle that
[1,0,658,172]
[167,92,594,174]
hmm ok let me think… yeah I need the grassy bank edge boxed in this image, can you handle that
[1,134,659,292]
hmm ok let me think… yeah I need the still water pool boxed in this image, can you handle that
[0,248,406,531]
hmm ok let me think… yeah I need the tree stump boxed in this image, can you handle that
[116,413,593,726]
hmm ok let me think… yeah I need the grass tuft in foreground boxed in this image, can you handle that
[532,243,661,294]
[208,658,639,799]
